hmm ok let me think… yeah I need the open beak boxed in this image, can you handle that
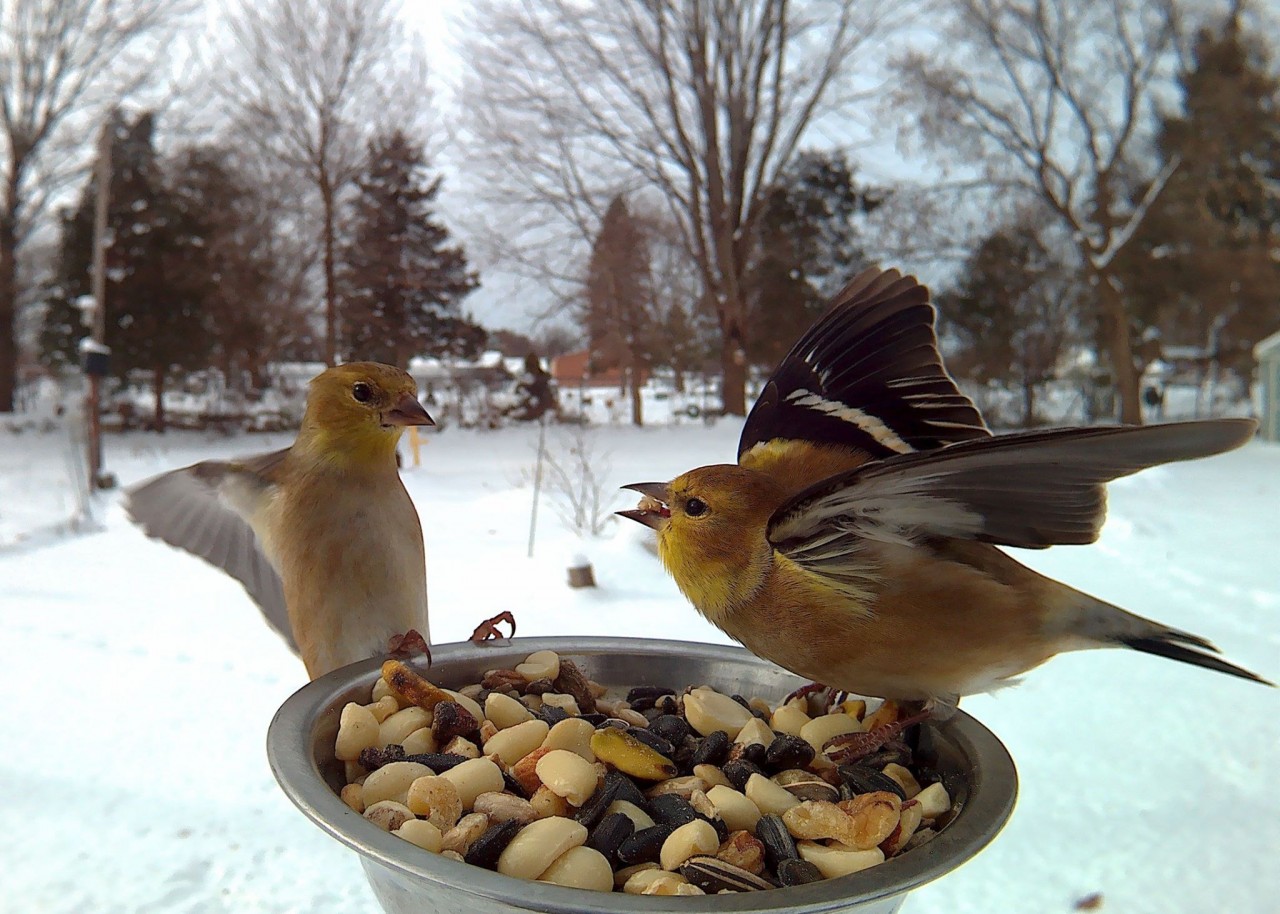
[383,392,435,427]
[617,481,671,529]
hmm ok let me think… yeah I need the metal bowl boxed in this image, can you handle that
[268,637,1017,914]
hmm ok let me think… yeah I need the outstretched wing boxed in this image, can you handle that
[768,420,1257,577]
[124,449,297,652]
[738,267,989,462]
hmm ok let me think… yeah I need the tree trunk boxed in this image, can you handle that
[1021,379,1035,428]
[628,352,643,427]
[0,211,16,414]
[152,366,166,432]
[719,307,748,416]
[1095,272,1142,424]
[320,172,338,367]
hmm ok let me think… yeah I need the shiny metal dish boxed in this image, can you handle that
[268,636,1017,913]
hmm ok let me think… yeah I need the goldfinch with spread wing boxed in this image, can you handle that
[126,362,433,679]
[620,268,1270,709]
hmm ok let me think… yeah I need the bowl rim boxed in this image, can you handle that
[267,636,1017,913]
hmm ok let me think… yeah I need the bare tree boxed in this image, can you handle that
[0,0,192,411]
[213,0,429,367]
[895,0,1184,424]
[463,0,901,415]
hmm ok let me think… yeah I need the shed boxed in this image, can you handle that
[1255,329,1280,441]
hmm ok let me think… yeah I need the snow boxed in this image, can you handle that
[1,419,1277,913]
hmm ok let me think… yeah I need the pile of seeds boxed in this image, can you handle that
[333,650,956,896]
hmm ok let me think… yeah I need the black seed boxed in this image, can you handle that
[858,745,913,770]
[649,714,692,745]
[838,764,907,800]
[627,726,675,757]
[604,770,648,808]
[655,694,681,714]
[400,752,469,772]
[535,705,570,726]
[680,856,774,892]
[357,744,408,770]
[647,793,699,828]
[730,694,752,710]
[573,776,620,829]
[524,678,555,694]
[689,730,731,768]
[626,685,676,704]
[756,814,799,870]
[431,701,479,743]
[616,823,675,865]
[765,734,815,771]
[464,819,521,869]
[580,713,608,726]
[739,742,768,767]
[722,758,765,792]
[501,770,529,798]
[586,812,635,863]
[777,858,823,886]
[628,696,658,712]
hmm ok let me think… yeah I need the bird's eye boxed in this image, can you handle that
[685,497,708,517]
[352,382,372,403]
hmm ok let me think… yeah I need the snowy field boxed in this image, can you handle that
[1,418,1277,913]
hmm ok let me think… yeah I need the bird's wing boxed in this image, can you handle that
[124,448,297,652]
[738,267,989,463]
[768,420,1257,570]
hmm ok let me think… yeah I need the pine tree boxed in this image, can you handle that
[584,195,653,425]
[338,131,482,367]
[1114,6,1280,379]
[40,113,214,428]
[937,216,1082,427]
[746,151,879,368]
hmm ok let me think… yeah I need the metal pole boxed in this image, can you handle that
[527,413,548,558]
[87,114,112,487]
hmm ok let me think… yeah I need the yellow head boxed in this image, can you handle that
[296,362,433,467]
[619,465,783,624]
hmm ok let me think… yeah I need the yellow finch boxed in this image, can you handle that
[126,362,433,679]
[620,268,1270,708]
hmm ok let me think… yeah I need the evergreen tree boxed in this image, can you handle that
[584,195,653,425]
[746,151,879,368]
[40,113,214,428]
[1114,6,1280,378]
[338,131,482,367]
[937,216,1082,427]
[166,146,278,389]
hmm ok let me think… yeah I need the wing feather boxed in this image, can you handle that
[124,449,296,652]
[768,420,1257,574]
[739,267,989,462]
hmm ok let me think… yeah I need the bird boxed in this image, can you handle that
[125,362,435,680]
[619,267,1271,712]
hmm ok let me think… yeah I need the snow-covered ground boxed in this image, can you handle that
[1,419,1277,913]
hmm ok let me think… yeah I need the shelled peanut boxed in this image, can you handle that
[333,653,956,894]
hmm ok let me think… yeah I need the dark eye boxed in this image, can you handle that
[685,497,708,517]
[352,382,372,403]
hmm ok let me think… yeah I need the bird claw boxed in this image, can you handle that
[782,682,851,713]
[470,611,516,643]
[388,629,431,665]
[824,708,932,764]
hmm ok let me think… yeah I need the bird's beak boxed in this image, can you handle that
[383,393,435,427]
[617,482,671,529]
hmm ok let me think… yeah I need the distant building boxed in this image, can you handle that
[1254,330,1280,442]
[550,349,649,390]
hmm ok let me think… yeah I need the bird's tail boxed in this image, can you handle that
[1065,591,1273,686]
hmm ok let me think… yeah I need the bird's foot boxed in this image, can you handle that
[782,681,851,713]
[823,706,932,764]
[387,629,431,665]
[469,611,516,643]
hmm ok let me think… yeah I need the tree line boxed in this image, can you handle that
[1,0,1277,429]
